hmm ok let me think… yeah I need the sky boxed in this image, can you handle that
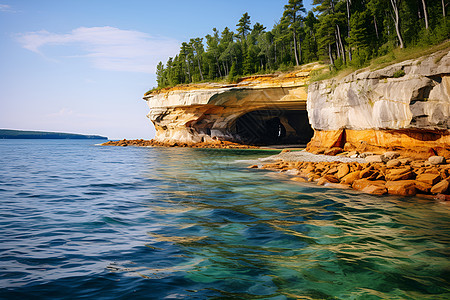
[0,0,313,140]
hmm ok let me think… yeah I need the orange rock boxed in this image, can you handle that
[326,167,339,175]
[435,194,450,201]
[416,173,441,186]
[323,174,340,183]
[352,179,386,191]
[367,171,381,180]
[385,180,417,196]
[399,157,413,165]
[365,155,383,163]
[291,177,308,183]
[324,183,351,189]
[361,185,388,195]
[360,167,374,178]
[414,181,432,193]
[430,180,449,194]
[385,168,414,181]
[316,177,329,186]
[324,147,343,156]
[340,171,361,185]
[386,159,401,168]
[248,165,259,169]
[337,164,350,179]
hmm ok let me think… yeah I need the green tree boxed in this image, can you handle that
[283,0,306,66]
[156,61,166,88]
[237,12,251,40]
[189,38,205,81]
[389,0,405,48]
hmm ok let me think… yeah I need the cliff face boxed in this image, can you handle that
[144,49,449,157]
[306,49,450,158]
[308,50,449,131]
[144,63,324,145]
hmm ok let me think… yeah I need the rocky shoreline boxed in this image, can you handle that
[250,150,450,200]
[101,139,259,149]
[102,139,449,200]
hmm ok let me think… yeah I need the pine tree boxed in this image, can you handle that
[237,12,251,40]
[283,0,306,66]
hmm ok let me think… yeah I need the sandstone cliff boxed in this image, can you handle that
[144,48,450,158]
[306,49,450,158]
[144,63,324,145]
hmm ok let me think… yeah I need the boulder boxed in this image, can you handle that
[415,173,441,186]
[386,180,417,196]
[340,171,361,185]
[323,174,340,183]
[337,164,350,179]
[414,181,432,193]
[435,194,450,201]
[428,156,446,165]
[360,152,375,158]
[365,155,384,163]
[386,159,401,168]
[382,151,401,161]
[360,166,374,178]
[316,177,329,185]
[399,157,413,165]
[352,179,386,191]
[386,168,414,181]
[411,161,426,168]
[324,183,351,189]
[430,180,449,194]
[361,185,388,195]
[291,177,308,183]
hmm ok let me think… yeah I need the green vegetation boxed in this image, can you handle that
[393,69,406,78]
[153,0,449,91]
[0,129,108,140]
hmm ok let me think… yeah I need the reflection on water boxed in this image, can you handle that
[0,141,449,299]
[136,147,450,299]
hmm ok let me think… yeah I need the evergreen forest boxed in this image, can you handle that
[154,0,449,90]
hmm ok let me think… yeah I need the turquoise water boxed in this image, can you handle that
[0,140,449,299]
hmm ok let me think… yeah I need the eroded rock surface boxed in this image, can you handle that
[306,49,450,159]
[308,50,450,130]
[144,63,324,145]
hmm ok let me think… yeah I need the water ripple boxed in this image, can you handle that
[0,141,449,299]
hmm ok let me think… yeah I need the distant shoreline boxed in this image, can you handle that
[0,129,107,140]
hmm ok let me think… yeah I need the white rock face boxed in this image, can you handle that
[307,50,450,131]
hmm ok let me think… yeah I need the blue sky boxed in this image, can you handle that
[0,0,313,139]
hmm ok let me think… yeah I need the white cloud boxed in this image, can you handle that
[0,4,14,12]
[17,26,180,73]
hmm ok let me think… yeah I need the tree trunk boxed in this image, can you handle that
[421,0,429,29]
[185,59,192,83]
[390,0,405,48]
[274,42,277,64]
[328,43,334,66]
[374,15,379,39]
[336,24,346,64]
[346,0,352,61]
[335,31,341,58]
[196,56,204,81]
[215,56,222,77]
[293,30,300,66]
[298,38,302,64]
[443,0,446,17]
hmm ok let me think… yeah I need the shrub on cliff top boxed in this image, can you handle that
[393,70,406,78]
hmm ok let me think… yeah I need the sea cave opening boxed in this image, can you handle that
[233,109,314,146]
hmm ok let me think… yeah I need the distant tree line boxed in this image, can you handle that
[155,0,449,89]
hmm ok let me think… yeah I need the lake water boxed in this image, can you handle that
[0,140,449,299]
